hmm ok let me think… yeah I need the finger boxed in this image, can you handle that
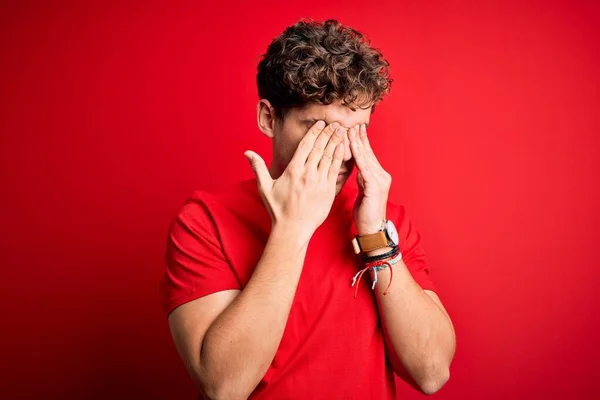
[304,123,341,170]
[317,126,345,173]
[328,143,345,182]
[358,124,375,157]
[244,150,272,194]
[349,126,371,177]
[288,120,327,167]
[358,124,383,168]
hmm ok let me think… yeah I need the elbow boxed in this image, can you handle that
[417,367,450,396]
[201,384,223,400]
[195,357,253,400]
[202,384,249,400]
[197,372,254,400]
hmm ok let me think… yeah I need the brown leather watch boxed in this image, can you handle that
[352,219,400,254]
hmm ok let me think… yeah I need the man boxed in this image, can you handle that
[160,19,455,399]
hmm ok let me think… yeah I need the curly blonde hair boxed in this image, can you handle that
[257,19,392,119]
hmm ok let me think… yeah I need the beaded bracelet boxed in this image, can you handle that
[351,251,403,298]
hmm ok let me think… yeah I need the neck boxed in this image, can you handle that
[269,160,285,180]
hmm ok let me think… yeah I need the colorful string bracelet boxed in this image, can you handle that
[351,251,403,298]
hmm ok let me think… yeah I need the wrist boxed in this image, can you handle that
[364,246,394,258]
[356,224,383,236]
[356,215,387,236]
[353,217,399,255]
[270,221,313,248]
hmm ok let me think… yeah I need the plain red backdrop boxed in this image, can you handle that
[1,1,599,399]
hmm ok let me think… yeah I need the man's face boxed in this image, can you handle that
[271,101,372,194]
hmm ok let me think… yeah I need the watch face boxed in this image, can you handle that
[386,220,400,246]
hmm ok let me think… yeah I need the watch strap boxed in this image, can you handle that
[352,231,389,254]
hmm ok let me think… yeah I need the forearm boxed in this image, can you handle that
[199,223,310,399]
[371,259,455,394]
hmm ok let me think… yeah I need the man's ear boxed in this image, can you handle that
[257,99,277,138]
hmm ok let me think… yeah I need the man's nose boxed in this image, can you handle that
[343,130,352,161]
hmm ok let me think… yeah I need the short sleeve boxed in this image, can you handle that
[159,199,241,316]
[394,205,436,292]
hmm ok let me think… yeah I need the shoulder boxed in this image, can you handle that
[178,178,261,224]
[385,199,423,245]
[386,198,409,224]
[187,178,258,207]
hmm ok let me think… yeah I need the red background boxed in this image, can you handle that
[1,1,599,399]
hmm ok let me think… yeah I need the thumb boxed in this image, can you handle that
[244,150,272,191]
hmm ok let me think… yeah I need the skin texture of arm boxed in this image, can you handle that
[168,223,309,400]
[369,255,456,395]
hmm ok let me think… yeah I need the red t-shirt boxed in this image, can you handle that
[160,178,436,399]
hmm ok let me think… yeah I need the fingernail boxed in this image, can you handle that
[330,122,340,130]
[316,120,325,129]
[336,127,344,135]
